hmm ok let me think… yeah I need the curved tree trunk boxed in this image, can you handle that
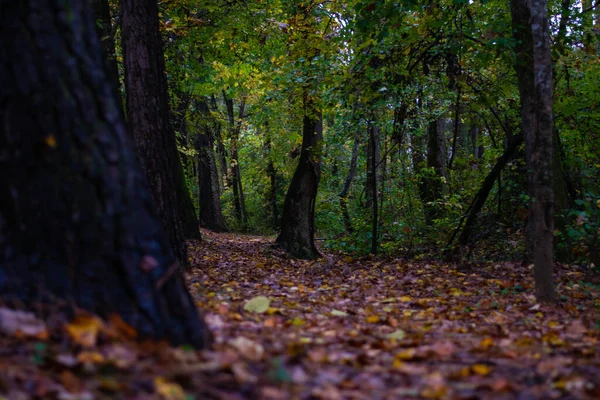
[276,107,323,260]
[121,0,200,262]
[0,0,211,348]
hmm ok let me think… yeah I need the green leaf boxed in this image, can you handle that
[386,329,406,340]
[330,309,348,317]
[244,296,271,313]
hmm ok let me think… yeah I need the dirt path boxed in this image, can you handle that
[186,230,600,399]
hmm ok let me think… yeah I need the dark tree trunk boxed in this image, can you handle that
[223,94,248,228]
[171,92,202,239]
[196,99,227,232]
[264,133,279,230]
[0,0,211,348]
[121,0,200,257]
[210,95,229,187]
[92,0,121,105]
[339,131,361,234]
[511,0,555,302]
[276,106,323,260]
[366,119,380,254]
[419,119,448,224]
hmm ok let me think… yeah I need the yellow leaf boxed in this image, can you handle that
[65,315,104,347]
[395,348,416,360]
[366,315,380,323]
[154,377,186,400]
[77,351,105,364]
[479,337,495,349]
[472,364,492,376]
[44,135,57,148]
[399,296,412,302]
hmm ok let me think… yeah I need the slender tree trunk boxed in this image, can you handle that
[171,92,201,238]
[264,133,279,230]
[121,0,200,258]
[366,119,380,254]
[223,93,248,227]
[196,99,227,232]
[420,119,448,224]
[0,0,211,348]
[511,0,555,302]
[277,104,323,260]
[339,131,361,234]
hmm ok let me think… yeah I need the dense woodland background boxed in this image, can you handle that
[108,0,600,263]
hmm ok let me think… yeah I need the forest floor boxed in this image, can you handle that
[1,230,600,399]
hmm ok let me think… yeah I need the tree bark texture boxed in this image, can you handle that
[276,108,323,260]
[0,0,211,348]
[121,0,199,262]
[511,0,555,302]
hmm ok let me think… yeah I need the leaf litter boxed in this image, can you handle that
[0,229,599,399]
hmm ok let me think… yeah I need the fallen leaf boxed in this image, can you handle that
[154,377,186,400]
[65,315,104,348]
[230,336,264,361]
[244,296,271,313]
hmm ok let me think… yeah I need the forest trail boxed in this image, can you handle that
[186,230,600,399]
[1,231,599,399]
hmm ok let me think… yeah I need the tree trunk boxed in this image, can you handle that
[276,106,323,260]
[172,92,202,239]
[223,93,248,228]
[264,133,279,230]
[121,0,200,258]
[420,119,448,224]
[339,131,361,234]
[366,119,380,254]
[511,0,555,302]
[0,0,211,348]
[196,99,227,232]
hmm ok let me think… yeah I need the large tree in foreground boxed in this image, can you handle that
[0,0,211,348]
[121,0,201,264]
[511,0,555,302]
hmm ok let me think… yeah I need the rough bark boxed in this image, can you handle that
[0,0,211,348]
[511,0,555,302]
[196,99,227,232]
[276,106,323,260]
[121,0,200,260]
